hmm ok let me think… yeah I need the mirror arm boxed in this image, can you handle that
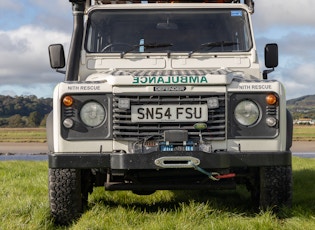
[263,68,274,80]
[56,69,66,74]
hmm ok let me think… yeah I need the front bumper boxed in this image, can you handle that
[48,150,292,169]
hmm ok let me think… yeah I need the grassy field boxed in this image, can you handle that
[0,128,46,143]
[0,157,314,229]
[0,125,315,143]
[293,125,315,141]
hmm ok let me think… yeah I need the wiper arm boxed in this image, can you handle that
[120,43,173,58]
[188,41,239,58]
[142,43,173,49]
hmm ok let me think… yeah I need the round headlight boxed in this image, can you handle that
[80,101,106,127]
[234,100,260,126]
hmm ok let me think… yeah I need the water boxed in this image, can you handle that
[0,155,48,161]
[293,152,315,158]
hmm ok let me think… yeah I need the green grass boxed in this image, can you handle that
[293,125,315,141]
[0,157,315,229]
[0,128,46,143]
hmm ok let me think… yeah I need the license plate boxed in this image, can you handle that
[131,104,208,122]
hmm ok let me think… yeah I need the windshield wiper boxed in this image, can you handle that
[188,41,239,58]
[120,43,173,58]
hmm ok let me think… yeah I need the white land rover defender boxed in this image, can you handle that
[48,0,293,224]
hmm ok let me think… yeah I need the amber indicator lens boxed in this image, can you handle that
[266,94,277,105]
[63,96,74,107]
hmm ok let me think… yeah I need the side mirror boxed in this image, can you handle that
[48,44,65,70]
[263,43,278,79]
[265,43,278,68]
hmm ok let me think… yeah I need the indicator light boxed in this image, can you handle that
[63,96,74,107]
[266,94,277,105]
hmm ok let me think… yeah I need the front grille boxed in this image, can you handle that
[113,94,226,141]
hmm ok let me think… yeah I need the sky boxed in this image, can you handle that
[0,0,315,99]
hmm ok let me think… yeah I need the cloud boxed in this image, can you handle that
[0,1,22,11]
[0,0,71,97]
[0,0,72,32]
[276,31,315,99]
[29,0,72,32]
[280,63,315,87]
[261,59,315,100]
[256,30,315,65]
[0,25,70,89]
[0,1,30,30]
[280,32,315,61]
[252,0,315,100]
[253,0,315,31]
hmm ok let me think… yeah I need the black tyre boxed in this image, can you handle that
[49,168,92,225]
[251,166,292,211]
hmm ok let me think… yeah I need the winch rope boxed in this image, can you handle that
[188,161,236,181]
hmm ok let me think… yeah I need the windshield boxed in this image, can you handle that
[85,8,252,54]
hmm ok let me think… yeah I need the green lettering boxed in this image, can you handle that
[180,76,187,83]
[133,75,208,84]
[200,76,208,83]
[133,77,139,84]
[172,76,179,83]
[190,76,198,83]
[157,76,164,83]
[148,76,156,84]
[140,77,147,84]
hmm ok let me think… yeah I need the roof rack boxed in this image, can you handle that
[81,0,254,13]
[96,1,237,4]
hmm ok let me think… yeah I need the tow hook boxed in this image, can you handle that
[188,162,236,181]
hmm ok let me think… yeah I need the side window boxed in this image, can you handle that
[86,25,95,52]
[86,15,111,53]
[86,23,104,52]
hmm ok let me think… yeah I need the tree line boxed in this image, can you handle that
[0,95,52,128]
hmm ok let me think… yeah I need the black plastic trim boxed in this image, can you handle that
[66,1,85,81]
[49,154,110,169]
[49,151,291,169]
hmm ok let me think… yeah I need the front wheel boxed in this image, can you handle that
[48,169,93,225]
[251,166,292,210]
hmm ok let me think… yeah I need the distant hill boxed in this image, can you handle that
[287,95,315,120]
[287,95,315,108]
[0,95,52,127]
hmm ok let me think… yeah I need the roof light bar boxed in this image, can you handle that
[93,0,254,12]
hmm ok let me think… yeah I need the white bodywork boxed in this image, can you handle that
[51,3,287,154]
